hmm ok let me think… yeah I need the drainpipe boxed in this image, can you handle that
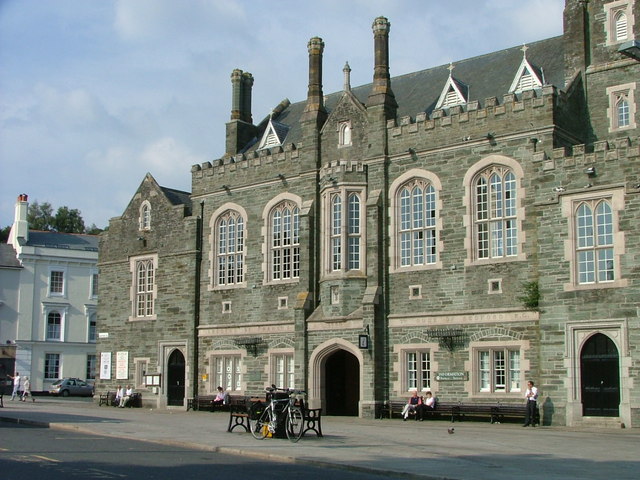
[193,200,204,399]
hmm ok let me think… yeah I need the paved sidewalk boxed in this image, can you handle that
[1,398,638,480]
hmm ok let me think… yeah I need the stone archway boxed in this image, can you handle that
[308,339,364,416]
[580,333,620,417]
[166,349,185,406]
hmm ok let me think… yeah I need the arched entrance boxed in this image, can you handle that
[580,333,620,417]
[167,349,185,406]
[324,349,359,416]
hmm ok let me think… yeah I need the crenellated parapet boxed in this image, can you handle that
[540,136,640,172]
[320,159,367,185]
[191,143,299,195]
[386,85,557,149]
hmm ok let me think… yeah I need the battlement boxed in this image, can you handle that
[386,85,557,140]
[540,136,640,172]
[191,143,299,194]
[320,159,367,178]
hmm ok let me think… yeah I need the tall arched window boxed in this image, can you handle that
[327,190,362,272]
[576,200,614,284]
[339,121,352,146]
[136,259,155,317]
[139,202,151,230]
[47,311,62,341]
[398,179,437,267]
[270,201,300,281]
[474,166,518,259]
[216,210,245,286]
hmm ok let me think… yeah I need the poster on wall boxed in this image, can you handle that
[116,351,129,380]
[100,352,111,380]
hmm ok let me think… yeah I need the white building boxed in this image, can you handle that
[2,194,99,392]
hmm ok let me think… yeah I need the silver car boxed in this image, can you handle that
[49,378,94,397]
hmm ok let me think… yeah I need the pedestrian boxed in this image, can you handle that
[21,377,34,402]
[523,380,539,427]
[8,372,22,401]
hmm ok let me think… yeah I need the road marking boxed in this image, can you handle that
[31,454,61,463]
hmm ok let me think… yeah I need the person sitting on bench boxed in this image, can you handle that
[401,390,422,421]
[213,386,228,406]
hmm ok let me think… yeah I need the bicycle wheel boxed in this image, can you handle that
[286,406,304,442]
[251,408,272,440]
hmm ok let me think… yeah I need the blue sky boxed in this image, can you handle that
[0,0,564,230]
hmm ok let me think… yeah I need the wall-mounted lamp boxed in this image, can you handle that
[584,167,597,177]
[359,325,370,349]
[553,186,566,193]
[486,132,495,139]
[462,135,471,142]
[221,184,231,193]
[583,183,593,189]
[633,183,640,189]
[277,173,286,180]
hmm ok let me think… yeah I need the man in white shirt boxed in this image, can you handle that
[9,372,22,401]
[523,380,539,427]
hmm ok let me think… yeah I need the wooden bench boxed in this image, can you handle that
[227,396,251,433]
[98,391,115,406]
[380,399,534,424]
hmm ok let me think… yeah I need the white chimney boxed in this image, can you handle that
[8,194,29,246]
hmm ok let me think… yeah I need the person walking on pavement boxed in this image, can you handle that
[9,371,22,400]
[21,377,34,402]
[523,380,538,427]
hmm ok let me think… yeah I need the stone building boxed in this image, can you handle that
[97,0,639,427]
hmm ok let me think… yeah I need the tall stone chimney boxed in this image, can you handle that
[367,16,397,114]
[226,69,257,155]
[563,0,590,87]
[302,37,327,122]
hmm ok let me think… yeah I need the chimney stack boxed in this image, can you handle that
[367,16,397,113]
[303,37,327,117]
[8,194,29,246]
[226,69,257,155]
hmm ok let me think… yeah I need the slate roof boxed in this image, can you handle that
[160,186,192,209]
[0,243,21,268]
[25,231,100,252]
[249,35,564,150]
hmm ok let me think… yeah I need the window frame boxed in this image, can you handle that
[404,349,432,392]
[46,311,63,341]
[139,200,151,231]
[605,1,634,45]
[338,121,352,147]
[606,83,637,132]
[475,347,522,394]
[270,350,295,390]
[129,255,158,321]
[211,353,243,393]
[45,353,61,380]
[267,200,300,284]
[562,189,628,291]
[322,186,366,276]
[48,268,66,297]
[463,156,526,267]
[86,354,97,380]
[210,205,247,290]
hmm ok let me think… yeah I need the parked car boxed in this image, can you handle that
[49,378,94,397]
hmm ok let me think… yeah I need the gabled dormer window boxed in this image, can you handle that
[509,46,544,94]
[435,64,468,110]
[258,117,290,150]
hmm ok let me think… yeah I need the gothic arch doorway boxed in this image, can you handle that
[580,333,620,417]
[324,349,360,416]
[167,349,185,406]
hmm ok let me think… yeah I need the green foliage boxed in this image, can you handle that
[0,226,10,243]
[53,206,85,234]
[518,281,540,310]
[27,201,55,231]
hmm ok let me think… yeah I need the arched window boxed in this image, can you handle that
[398,179,437,267]
[270,201,300,281]
[136,259,155,317]
[614,10,628,41]
[575,200,614,284]
[327,190,362,272]
[47,311,62,341]
[339,121,352,146]
[215,210,245,286]
[139,202,151,230]
[616,95,630,128]
[474,166,518,260]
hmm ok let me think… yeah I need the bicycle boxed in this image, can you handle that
[251,387,305,442]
